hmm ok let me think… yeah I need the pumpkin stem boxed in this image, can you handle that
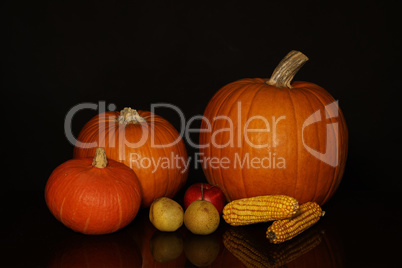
[117,107,146,125]
[92,148,108,168]
[266,50,309,88]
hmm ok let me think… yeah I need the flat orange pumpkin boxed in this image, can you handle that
[45,148,142,235]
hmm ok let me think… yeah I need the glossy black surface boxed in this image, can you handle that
[3,0,401,267]
[2,188,401,267]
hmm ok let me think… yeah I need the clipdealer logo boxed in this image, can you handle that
[302,101,340,167]
[64,100,341,170]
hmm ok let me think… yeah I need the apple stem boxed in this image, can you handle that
[201,183,204,200]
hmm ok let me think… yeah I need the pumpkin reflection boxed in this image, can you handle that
[47,232,142,268]
[222,219,343,268]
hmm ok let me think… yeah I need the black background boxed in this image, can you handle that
[2,0,401,267]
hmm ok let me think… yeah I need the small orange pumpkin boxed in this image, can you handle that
[45,148,142,235]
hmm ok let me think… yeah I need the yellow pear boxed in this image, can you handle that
[184,200,220,235]
[149,197,184,232]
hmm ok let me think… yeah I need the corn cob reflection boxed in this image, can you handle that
[223,225,323,268]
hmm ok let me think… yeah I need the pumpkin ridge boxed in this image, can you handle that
[209,82,250,199]
[106,122,118,158]
[59,197,66,224]
[106,169,126,229]
[298,88,322,203]
[241,83,267,198]
[53,163,90,223]
[106,165,141,228]
[322,120,342,204]
[140,127,158,204]
[111,124,133,167]
[98,116,116,150]
[75,113,110,153]
[155,119,189,185]
[285,87,300,199]
[64,180,89,230]
[230,83,258,199]
[210,84,240,190]
[83,214,91,234]
[303,86,340,204]
[153,125,171,198]
[80,164,128,233]
[115,186,123,231]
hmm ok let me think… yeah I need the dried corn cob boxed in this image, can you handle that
[266,202,324,244]
[223,195,299,226]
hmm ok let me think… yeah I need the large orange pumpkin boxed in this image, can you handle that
[199,51,348,205]
[73,108,188,207]
[45,148,142,235]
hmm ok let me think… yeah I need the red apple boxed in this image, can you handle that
[184,183,226,214]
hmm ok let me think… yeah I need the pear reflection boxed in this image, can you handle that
[184,232,221,267]
[128,211,186,267]
[150,231,184,263]
[47,232,142,268]
[223,219,343,268]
